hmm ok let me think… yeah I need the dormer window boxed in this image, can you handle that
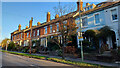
[85,8,87,11]
[88,7,90,10]
[90,6,93,9]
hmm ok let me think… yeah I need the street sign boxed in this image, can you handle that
[78,37,83,41]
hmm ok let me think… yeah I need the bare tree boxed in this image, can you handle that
[50,2,77,59]
[53,2,75,16]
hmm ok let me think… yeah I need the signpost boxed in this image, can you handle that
[78,0,84,62]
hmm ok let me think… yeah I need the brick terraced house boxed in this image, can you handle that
[11,0,120,49]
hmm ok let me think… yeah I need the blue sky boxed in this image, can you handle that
[1,2,100,42]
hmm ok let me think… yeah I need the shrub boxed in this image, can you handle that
[7,42,16,51]
[32,49,36,53]
[64,46,76,54]
[22,46,29,53]
[47,41,60,51]
[81,40,91,47]
[56,49,62,56]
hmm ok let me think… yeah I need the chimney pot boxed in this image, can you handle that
[86,3,90,6]
[47,12,50,22]
[18,24,21,31]
[26,26,28,29]
[29,17,33,28]
[55,14,59,19]
[37,22,41,25]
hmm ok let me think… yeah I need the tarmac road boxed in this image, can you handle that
[2,52,74,68]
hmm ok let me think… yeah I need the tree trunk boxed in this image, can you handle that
[62,35,65,59]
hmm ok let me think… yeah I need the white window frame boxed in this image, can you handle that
[81,16,88,28]
[110,8,118,22]
[33,30,35,37]
[88,7,90,10]
[56,23,59,32]
[75,17,80,27]
[27,32,29,38]
[50,25,52,33]
[63,20,67,29]
[81,16,88,27]
[94,13,100,25]
[37,29,39,36]
[21,33,22,39]
[44,26,47,34]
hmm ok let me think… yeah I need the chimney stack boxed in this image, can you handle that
[29,17,33,28]
[77,0,83,11]
[86,3,90,6]
[47,12,50,22]
[18,24,21,31]
[55,14,59,19]
[26,26,28,29]
[37,22,41,25]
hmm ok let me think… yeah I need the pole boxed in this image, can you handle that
[79,1,84,62]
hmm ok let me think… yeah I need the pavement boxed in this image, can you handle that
[32,53,120,67]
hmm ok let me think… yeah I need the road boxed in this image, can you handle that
[2,52,75,68]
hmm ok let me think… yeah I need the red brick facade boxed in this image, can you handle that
[10,1,83,46]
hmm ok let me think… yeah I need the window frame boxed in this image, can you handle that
[111,8,118,22]
[50,25,52,33]
[37,29,39,36]
[27,32,29,38]
[21,33,22,39]
[94,13,100,25]
[33,30,35,37]
[56,23,59,32]
[82,17,88,27]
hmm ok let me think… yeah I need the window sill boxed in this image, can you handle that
[82,26,88,28]
[94,23,100,26]
[112,20,118,23]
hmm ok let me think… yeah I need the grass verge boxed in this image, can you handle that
[47,58,115,68]
[1,50,46,60]
[1,50,115,68]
